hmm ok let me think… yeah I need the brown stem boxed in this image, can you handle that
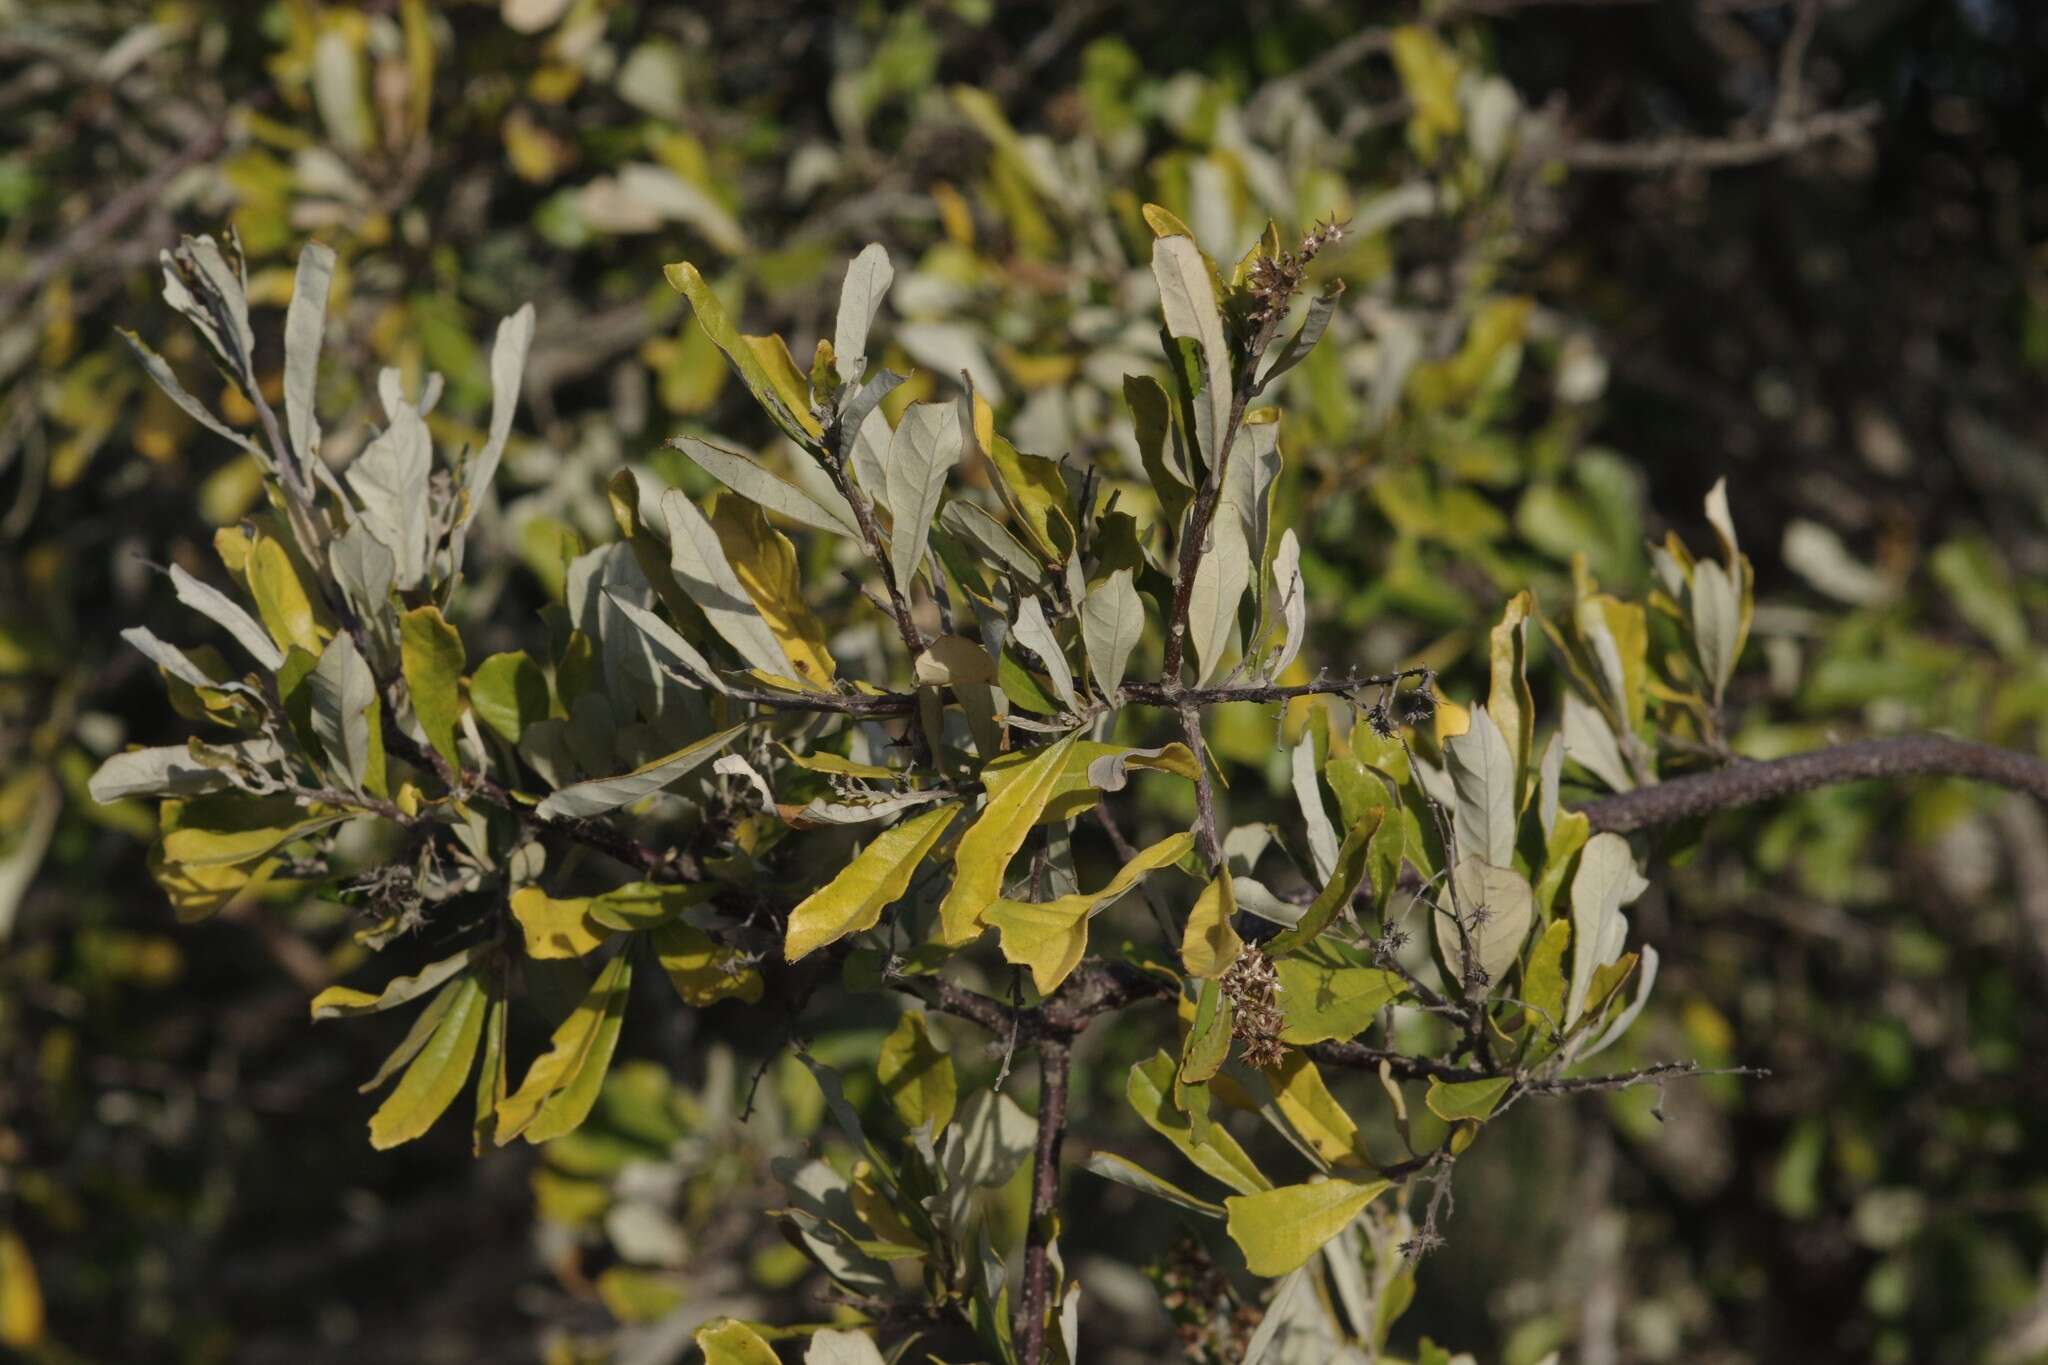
[1016,1036,1071,1365]
[1576,735,2048,834]
[829,458,925,660]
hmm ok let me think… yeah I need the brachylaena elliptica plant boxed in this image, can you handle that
[101,220,1781,1365]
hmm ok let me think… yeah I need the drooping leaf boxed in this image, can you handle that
[1265,808,1381,956]
[785,803,961,961]
[369,971,487,1149]
[497,950,632,1144]
[707,492,836,685]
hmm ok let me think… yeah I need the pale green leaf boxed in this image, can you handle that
[1225,1178,1390,1277]
[533,723,745,820]
[785,803,961,960]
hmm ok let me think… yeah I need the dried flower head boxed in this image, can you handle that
[1223,944,1287,1071]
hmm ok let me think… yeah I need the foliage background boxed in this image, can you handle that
[4,1,2048,1362]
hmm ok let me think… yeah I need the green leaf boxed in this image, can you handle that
[586,882,713,932]
[1180,977,1234,1084]
[1185,513,1250,685]
[369,971,487,1149]
[1423,1075,1513,1123]
[1930,535,2027,661]
[695,1318,782,1365]
[1265,809,1382,956]
[1520,918,1571,1042]
[785,803,961,961]
[937,733,1079,946]
[1690,558,1741,702]
[346,402,434,590]
[877,1012,956,1135]
[1224,1178,1390,1277]
[1082,1151,1226,1217]
[399,605,466,769]
[496,950,632,1144]
[665,261,824,447]
[533,723,746,819]
[1274,948,1406,1045]
[1011,595,1077,712]
[469,651,549,744]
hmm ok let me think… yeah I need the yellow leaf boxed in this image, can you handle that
[158,794,347,869]
[246,534,328,655]
[399,605,466,769]
[509,885,613,959]
[877,1012,956,1135]
[0,1229,42,1350]
[987,832,1193,993]
[496,951,631,1144]
[1264,1051,1374,1169]
[740,333,815,430]
[663,261,823,444]
[707,492,836,685]
[785,803,960,961]
[695,1319,781,1365]
[652,921,764,1006]
[369,971,487,1149]
[1180,873,1243,979]
[937,734,1079,946]
[1224,1177,1391,1277]
[985,435,1073,564]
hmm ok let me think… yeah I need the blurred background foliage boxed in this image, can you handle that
[3,0,2048,1361]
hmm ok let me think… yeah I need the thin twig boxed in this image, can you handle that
[1016,1038,1072,1365]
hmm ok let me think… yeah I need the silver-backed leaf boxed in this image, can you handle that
[1185,515,1249,685]
[1269,529,1307,680]
[1566,832,1647,1026]
[121,627,251,694]
[833,243,894,385]
[307,631,377,793]
[603,590,728,695]
[1445,707,1516,868]
[459,304,535,538]
[117,329,264,461]
[668,435,858,538]
[345,402,433,589]
[159,235,254,376]
[883,399,961,596]
[533,723,746,820]
[1562,691,1633,793]
[283,241,336,477]
[1152,235,1233,468]
[939,499,1043,584]
[659,488,794,679]
[1257,280,1345,387]
[1011,595,1075,711]
[1291,737,1340,884]
[1079,568,1142,697]
[87,743,256,803]
[169,565,284,670]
